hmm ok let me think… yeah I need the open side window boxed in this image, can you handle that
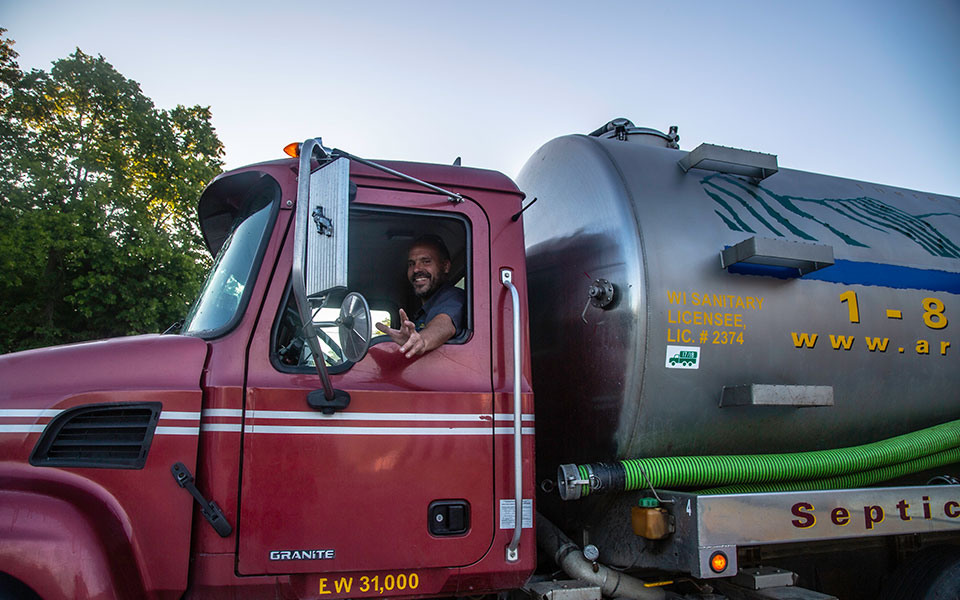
[272,206,470,372]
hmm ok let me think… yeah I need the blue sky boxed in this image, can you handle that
[3,0,959,196]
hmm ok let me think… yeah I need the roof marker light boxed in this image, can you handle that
[283,142,301,158]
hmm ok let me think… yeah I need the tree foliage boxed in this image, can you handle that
[0,30,224,353]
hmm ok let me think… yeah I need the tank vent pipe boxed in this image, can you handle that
[558,419,960,500]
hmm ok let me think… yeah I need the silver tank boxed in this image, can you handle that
[518,120,960,473]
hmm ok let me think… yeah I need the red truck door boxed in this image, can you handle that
[236,188,496,581]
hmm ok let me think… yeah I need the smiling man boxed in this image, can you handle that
[376,235,465,358]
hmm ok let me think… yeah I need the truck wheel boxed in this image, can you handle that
[0,573,41,600]
[880,545,960,600]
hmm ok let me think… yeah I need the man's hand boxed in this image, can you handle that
[376,308,415,343]
[376,308,455,359]
[375,308,425,358]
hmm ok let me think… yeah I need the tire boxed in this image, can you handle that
[0,573,41,600]
[880,545,960,600]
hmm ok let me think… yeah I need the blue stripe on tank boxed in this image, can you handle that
[727,259,960,294]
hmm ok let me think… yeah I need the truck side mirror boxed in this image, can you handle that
[295,146,350,300]
[292,139,366,411]
[337,292,372,363]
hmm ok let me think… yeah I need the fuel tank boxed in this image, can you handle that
[517,120,960,472]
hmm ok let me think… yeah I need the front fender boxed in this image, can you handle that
[0,334,208,599]
[0,486,141,600]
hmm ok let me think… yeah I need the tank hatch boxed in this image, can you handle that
[588,118,680,149]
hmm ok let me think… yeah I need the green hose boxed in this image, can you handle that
[697,446,960,494]
[558,419,960,500]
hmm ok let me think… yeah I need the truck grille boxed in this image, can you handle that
[30,403,161,469]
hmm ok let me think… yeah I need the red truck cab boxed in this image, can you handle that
[0,149,535,599]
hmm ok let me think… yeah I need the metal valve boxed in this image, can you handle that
[581,279,615,323]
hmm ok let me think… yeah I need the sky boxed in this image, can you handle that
[2,0,959,197]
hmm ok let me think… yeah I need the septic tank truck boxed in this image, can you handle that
[0,118,958,600]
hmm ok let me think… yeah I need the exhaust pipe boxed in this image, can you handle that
[536,513,666,600]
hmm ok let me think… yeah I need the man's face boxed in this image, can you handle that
[407,244,449,299]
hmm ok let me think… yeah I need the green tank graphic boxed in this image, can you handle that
[702,174,960,258]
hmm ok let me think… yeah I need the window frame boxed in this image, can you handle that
[270,205,472,374]
[182,174,281,341]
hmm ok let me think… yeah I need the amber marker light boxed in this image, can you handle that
[709,551,728,573]
[283,142,301,158]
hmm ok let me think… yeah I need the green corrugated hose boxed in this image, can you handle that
[698,446,960,494]
[561,419,960,500]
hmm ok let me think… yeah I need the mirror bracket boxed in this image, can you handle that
[312,206,334,237]
[307,388,351,415]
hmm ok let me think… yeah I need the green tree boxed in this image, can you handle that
[0,30,224,353]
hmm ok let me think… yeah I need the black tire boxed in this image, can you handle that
[0,573,41,600]
[880,545,960,600]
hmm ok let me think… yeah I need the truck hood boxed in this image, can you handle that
[0,334,209,407]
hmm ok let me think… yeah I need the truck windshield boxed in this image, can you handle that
[182,178,280,338]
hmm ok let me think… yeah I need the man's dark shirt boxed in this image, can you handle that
[413,284,465,337]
